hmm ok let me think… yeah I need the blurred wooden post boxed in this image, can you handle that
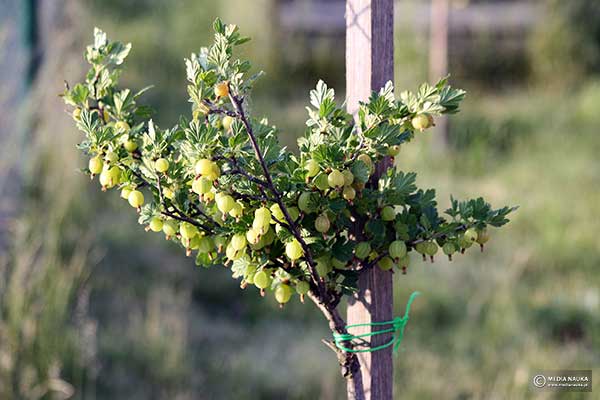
[429,0,450,151]
[346,1,394,399]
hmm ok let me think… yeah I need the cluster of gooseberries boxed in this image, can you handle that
[64,22,514,311]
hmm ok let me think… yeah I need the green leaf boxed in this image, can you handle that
[439,86,466,114]
[93,27,107,49]
[351,160,370,183]
[365,219,385,242]
[331,239,355,262]
[213,18,225,34]
[105,41,132,66]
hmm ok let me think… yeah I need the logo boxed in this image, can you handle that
[531,370,592,392]
[533,374,547,388]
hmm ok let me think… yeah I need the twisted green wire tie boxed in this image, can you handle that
[333,291,420,354]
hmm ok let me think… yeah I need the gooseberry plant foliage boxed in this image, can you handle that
[63,20,515,389]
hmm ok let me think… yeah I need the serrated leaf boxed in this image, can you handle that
[332,240,355,262]
[351,160,370,183]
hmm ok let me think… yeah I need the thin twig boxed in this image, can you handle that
[127,165,214,232]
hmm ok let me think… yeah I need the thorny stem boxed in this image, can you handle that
[308,292,365,399]
[211,92,363,384]
[228,92,328,298]
[224,92,367,393]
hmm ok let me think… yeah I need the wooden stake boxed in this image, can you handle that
[429,0,450,151]
[346,1,394,399]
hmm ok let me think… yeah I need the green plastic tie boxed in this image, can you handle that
[333,291,420,354]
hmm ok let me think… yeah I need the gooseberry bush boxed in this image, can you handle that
[63,20,515,385]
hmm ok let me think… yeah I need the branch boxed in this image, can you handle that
[126,165,215,232]
[359,223,469,271]
[228,92,328,297]
[307,292,364,392]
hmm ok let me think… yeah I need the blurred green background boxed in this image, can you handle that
[0,0,598,399]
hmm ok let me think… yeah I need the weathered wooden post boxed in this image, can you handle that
[346,1,394,399]
[429,0,450,151]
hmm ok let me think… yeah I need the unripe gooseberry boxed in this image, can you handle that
[155,158,169,173]
[253,207,272,231]
[287,207,300,221]
[316,258,331,276]
[315,214,330,233]
[187,236,201,250]
[120,186,132,199]
[275,284,293,304]
[195,159,220,181]
[327,169,345,188]
[463,228,478,243]
[162,220,178,238]
[128,190,144,208]
[244,273,256,286]
[296,281,310,295]
[387,145,401,156]
[222,115,234,131]
[442,242,456,256]
[270,203,285,223]
[342,169,354,186]
[398,254,410,268]
[246,228,261,245]
[415,242,427,254]
[216,194,236,214]
[195,159,213,175]
[458,235,473,250]
[285,239,303,261]
[314,174,330,191]
[149,217,163,232]
[192,177,213,195]
[226,243,242,260]
[381,206,396,221]
[180,222,198,240]
[425,242,438,257]
[99,166,120,188]
[389,240,407,260]
[411,113,433,132]
[214,81,229,97]
[197,236,214,253]
[305,159,320,177]
[355,242,371,260]
[115,120,130,132]
[123,140,138,152]
[104,151,118,164]
[476,228,490,245]
[261,228,275,246]
[229,201,243,218]
[298,192,313,213]
[254,271,271,289]
[245,264,258,280]
[342,186,356,201]
[88,156,103,175]
[231,233,247,251]
[378,256,395,271]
